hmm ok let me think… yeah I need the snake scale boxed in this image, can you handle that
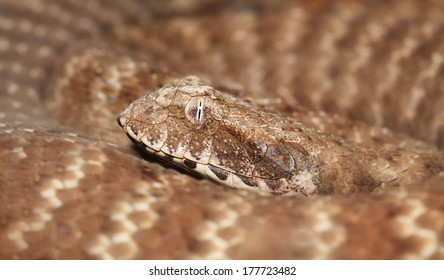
[1,0,444,259]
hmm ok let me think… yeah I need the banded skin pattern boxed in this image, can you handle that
[1,0,444,260]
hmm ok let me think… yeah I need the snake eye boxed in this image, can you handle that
[185,97,205,125]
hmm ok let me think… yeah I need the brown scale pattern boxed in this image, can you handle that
[0,0,444,259]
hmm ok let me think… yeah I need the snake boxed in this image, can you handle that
[1,0,444,259]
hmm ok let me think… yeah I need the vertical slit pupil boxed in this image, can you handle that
[196,99,204,123]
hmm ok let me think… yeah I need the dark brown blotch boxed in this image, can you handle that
[209,164,229,181]
[236,174,255,187]
[183,159,197,169]
[162,153,174,162]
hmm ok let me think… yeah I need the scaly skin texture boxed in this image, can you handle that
[0,0,444,259]
[118,76,443,195]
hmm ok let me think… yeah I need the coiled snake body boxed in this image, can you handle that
[1,0,444,259]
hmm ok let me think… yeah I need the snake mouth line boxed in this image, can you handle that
[118,121,288,193]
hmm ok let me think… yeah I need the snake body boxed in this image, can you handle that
[1,0,444,259]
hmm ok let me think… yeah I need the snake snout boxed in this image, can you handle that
[117,115,127,128]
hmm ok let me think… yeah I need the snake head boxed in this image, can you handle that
[117,75,226,158]
[118,76,318,195]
